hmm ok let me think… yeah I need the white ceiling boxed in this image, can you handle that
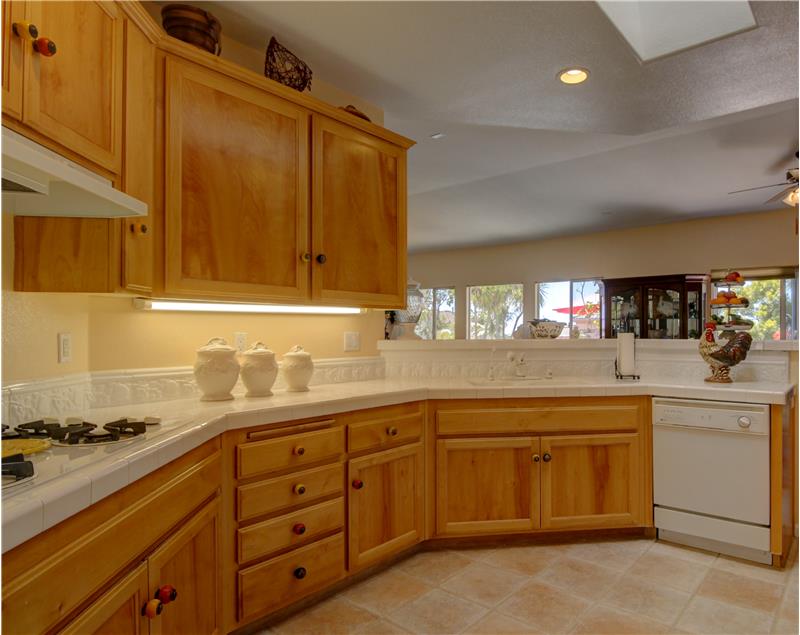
[193,1,798,252]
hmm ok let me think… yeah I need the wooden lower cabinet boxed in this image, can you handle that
[147,498,221,635]
[540,433,643,530]
[437,437,540,535]
[348,442,424,570]
[59,564,149,635]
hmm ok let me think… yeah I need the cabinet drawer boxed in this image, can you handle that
[237,462,344,522]
[237,427,344,479]
[348,412,422,453]
[238,498,344,564]
[238,532,345,622]
[437,403,642,435]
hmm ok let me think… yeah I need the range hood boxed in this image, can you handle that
[2,127,147,218]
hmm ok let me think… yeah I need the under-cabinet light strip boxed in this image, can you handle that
[133,298,362,315]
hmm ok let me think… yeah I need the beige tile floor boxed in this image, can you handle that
[264,537,799,635]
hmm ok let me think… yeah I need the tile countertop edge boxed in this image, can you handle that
[1,378,794,552]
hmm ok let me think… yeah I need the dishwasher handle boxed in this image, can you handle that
[653,420,768,436]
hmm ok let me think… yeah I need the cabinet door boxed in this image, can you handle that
[23,1,123,173]
[58,563,149,635]
[2,0,23,119]
[348,442,423,570]
[120,16,155,293]
[437,438,540,536]
[164,57,310,302]
[540,434,642,530]
[312,115,406,308]
[147,498,221,635]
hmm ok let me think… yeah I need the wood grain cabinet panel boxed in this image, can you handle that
[164,56,310,301]
[348,443,423,570]
[540,433,643,530]
[58,563,149,635]
[437,437,540,536]
[312,114,406,308]
[22,1,123,173]
[237,427,344,479]
[2,0,23,120]
[146,498,221,635]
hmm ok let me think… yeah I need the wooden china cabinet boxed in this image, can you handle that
[603,274,707,339]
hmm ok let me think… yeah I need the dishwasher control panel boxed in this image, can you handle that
[652,398,769,434]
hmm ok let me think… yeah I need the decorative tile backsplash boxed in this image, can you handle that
[3,356,385,425]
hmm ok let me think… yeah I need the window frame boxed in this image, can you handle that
[535,278,604,339]
[416,286,456,340]
[466,283,525,340]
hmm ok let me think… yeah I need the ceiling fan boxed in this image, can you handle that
[728,150,799,207]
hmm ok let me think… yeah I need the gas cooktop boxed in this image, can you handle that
[3,416,161,446]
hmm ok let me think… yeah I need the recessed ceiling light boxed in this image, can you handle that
[430,132,446,139]
[558,67,589,85]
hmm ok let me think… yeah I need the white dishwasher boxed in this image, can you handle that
[652,397,772,564]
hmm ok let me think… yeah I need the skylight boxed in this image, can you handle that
[597,1,756,62]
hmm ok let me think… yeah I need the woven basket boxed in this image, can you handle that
[161,4,221,56]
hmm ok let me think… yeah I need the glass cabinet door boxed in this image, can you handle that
[610,287,641,337]
[646,287,681,339]
[686,288,702,339]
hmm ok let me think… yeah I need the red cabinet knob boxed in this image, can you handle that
[293,483,306,495]
[32,37,56,56]
[293,523,306,535]
[156,584,178,604]
[142,598,163,619]
[352,479,364,490]
[293,445,305,456]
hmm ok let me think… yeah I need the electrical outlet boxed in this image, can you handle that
[57,332,72,363]
[343,331,361,352]
[234,332,248,352]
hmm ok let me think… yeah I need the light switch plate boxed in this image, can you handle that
[57,332,72,363]
[344,331,361,352]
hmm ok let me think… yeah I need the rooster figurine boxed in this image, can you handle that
[699,322,752,383]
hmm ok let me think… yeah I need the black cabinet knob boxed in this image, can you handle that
[542,453,552,463]
[293,567,307,579]
[316,254,327,264]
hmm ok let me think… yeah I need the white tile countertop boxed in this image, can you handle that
[2,376,795,552]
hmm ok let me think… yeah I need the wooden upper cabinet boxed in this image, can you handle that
[540,433,643,530]
[348,443,423,570]
[312,114,407,308]
[164,56,310,301]
[121,16,155,293]
[147,498,221,635]
[58,563,149,635]
[2,0,24,120]
[437,437,540,536]
[22,1,123,173]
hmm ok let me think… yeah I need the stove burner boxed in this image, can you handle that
[10,417,155,446]
[2,453,35,487]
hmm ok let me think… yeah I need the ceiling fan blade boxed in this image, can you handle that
[765,185,797,204]
[767,148,799,173]
[728,183,789,194]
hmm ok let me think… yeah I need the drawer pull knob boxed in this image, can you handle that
[301,252,311,262]
[386,426,399,437]
[12,22,38,40]
[32,37,56,56]
[156,585,178,604]
[129,222,148,234]
[293,523,306,535]
[532,454,540,462]
[316,254,327,264]
[352,479,364,490]
[142,599,163,619]
[293,483,306,495]
[293,566,307,579]
[293,446,305,456]
[542,452,552,463]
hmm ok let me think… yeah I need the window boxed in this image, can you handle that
[537,279,603,338]
[415,288,455,339]
[467,284,523,339]
[711,269,798,340]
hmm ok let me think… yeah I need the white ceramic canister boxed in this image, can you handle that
[240,341,278,397]
[193,337,240,401]
[281,345,314,392]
